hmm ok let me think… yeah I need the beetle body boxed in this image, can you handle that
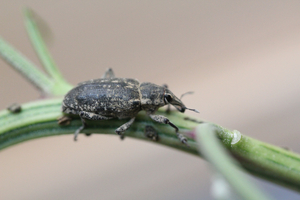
[62,78,141,119]
[62,68,197,144]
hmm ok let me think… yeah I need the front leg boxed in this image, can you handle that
[148,114,188,145]
[74,111,113,141]
[162,84,171,113]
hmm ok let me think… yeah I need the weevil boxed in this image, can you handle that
[61,68,198,145]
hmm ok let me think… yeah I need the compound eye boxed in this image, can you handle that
[165,94,172,102]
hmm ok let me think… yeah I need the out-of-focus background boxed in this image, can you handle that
[1,1,300,199]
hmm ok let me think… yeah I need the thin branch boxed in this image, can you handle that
[0,11,72,96]
[1,99,300,193]
[0,37,54,94]
[23,8,73,95]
[0,99,198,154]
[196,123,272,200]
[190,123,300,192]
[23,8,58,77]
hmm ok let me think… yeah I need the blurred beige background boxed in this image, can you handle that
[1,1,300,199]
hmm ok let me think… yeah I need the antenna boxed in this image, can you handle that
[180,91,199,113]
[180,91,194,100]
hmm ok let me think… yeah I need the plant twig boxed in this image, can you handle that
[1,99,300,193]
[196,123,272,200]
[0,37,54,94]
[0,9,72,96]
[23,8,73,95]
[0,98,198,154]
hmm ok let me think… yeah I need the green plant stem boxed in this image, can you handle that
[217,127,300,192]
[23,8,73,95]
[0,98,199,154]
[0,36,72,96]
[0,37,54,94]
[1,99,300,193]
[196,124,272,200]
[195,124,300,192]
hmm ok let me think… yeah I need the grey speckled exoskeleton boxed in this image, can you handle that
[61,68,198,145]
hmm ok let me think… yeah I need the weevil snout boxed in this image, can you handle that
[164,89,199,113]
[164,91,185,112]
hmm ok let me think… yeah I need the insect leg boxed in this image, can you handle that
[115,117,135,139]
[102,68,115,78]
[79,111,113,120]
[74,111,113,141]
[144,125,159,141]
[74,117,86,141]
[148,114,188,145]
[162,84,171,113]
[57,116,72,125]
